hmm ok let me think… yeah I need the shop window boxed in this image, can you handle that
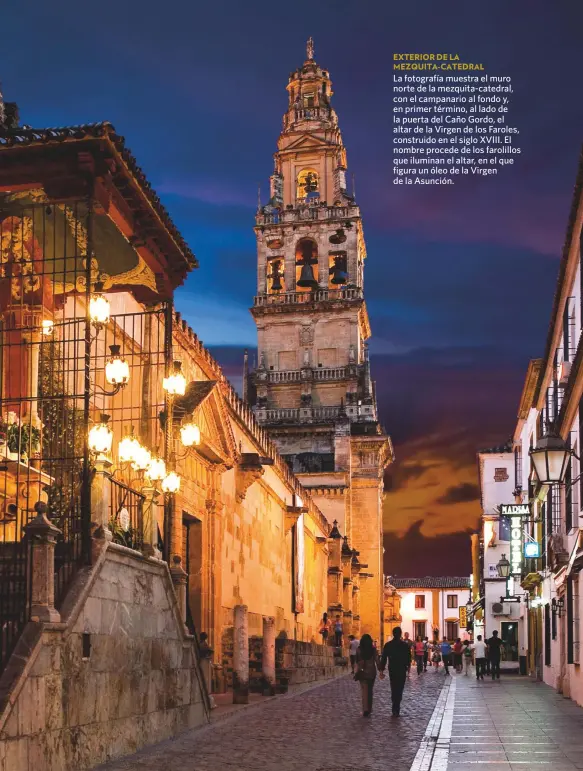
[415,594,425,609]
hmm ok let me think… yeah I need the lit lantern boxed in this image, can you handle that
[105,344,130,387]
[132,443,152,472]
[41,319,54,336]
[118,429,141,464]
[180,421,201,447]
[163,361,186,396]
[89,282,110,327]
[161,471,181,493]
[88,414,113,455]
[146,456,166,482]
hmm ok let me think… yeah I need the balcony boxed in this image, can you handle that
[257,406,341,424]
[256,204,360,227]
[264,366,356,384]
[254,287,363,308]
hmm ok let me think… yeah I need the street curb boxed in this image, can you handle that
[409,677,456,771]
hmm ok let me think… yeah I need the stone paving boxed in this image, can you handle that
[97,670,445,771]
[438,673,583,771]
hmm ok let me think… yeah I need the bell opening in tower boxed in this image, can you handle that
[296,169,319,203]
[295,238,319,292]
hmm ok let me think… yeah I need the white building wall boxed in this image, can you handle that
[398,587,470,640]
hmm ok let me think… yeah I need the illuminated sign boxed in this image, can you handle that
[510,516,523,575]
[524,542,540,559]
[500,504,530,517]
[459,606,468,628]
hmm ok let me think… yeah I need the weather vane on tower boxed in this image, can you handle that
[307,37,314,61]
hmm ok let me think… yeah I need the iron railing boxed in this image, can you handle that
[109,477,145,551]
[0,196,171,673]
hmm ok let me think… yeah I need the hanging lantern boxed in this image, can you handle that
[530,429,571,485]
[131,443,152,472]
[161,471,181,494]
[105,344,130,387]
[180,421,201,447]
[41,319,54,336]
[118,428,141,464]
[89,282,110,327]
[163,361,187,396]
[146,456,166,482]
[88,414,113,455]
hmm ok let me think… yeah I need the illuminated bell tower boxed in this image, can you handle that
[250,40,392,640]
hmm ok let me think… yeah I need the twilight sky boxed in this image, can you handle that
[2,0,582,575]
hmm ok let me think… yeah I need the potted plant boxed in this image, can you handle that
[6,417,41,463]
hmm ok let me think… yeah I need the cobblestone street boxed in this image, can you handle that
[98,671,445,771]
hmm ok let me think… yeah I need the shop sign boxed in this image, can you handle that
[510,516,523,575]
[524,541,540,559]
[500,504,530,518]
[459,606,468,628]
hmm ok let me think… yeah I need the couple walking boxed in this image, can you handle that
[354,627,410,717]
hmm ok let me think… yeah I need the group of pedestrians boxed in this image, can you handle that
[349,627,506,718]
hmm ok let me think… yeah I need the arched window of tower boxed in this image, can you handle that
[296,169,319,202]
[267,257,284,294]
[295,238,319,292]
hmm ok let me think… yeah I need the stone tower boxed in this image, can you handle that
[249,40,393,640]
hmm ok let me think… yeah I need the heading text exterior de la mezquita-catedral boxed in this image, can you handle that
[0,40,392,768]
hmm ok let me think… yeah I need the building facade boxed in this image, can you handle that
[476,446,529,673]
[0,83,346,768]
[249,39,393,641]
[474,147,583,703]
[384,577,471,641]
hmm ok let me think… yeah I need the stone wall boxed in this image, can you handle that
[275,638,346,688]
[0,542,208,771]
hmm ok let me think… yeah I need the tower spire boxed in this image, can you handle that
[306,36,314,61]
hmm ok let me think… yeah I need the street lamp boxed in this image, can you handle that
[88,414,113,455]
[145,456,166,483]
[118,428,141,465]
[180,421,201,448]
[161,471,180,494]
[105,345,130,388]
[529,429,571,485]
[496,553,511,579]
[163,361,186,396]
[89,281,110,328]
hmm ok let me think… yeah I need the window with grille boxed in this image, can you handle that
[514,446,523,492]
[415,594,425,609]
[414,621,426,639]
[447,594,458,609]
[445,621,458,640]
[549,484,563,534]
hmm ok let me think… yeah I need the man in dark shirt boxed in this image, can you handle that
[487,630,503,680]
[379,627,410,717]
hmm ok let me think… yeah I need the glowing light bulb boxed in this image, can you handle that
[180,421,201,447]
[41,319,54,336]
[118,430,140,464]
[161,471,181,493]
[131,443,152,472]
[146,456,166,482]
[105,344,130,386]
[163,361,186,396]
[89,283,110,327]
[88,414,113,455]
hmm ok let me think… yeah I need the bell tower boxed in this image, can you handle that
[249,40,393,640]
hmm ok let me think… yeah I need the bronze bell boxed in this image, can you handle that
[330,257,348,285]
[329,228,346,244]
[268,261,283,291]
[297,261,319,289]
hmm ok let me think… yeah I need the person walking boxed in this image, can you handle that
[354,634,380,717]
[453,638,463,673]
[472,635,487,680]
[423,636,430,672]
[487,630,503,680]
[462,640,472,676]
[349,634,360,673]
[379,627,411,717]
[334,616,343,648]
[440,636,452,675]
[414,636,425,674]
[431,641,441,669]
[319,612,331,644]
[403,631,414,677]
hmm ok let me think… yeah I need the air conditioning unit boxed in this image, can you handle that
[558,360,572,385]
[491,601,511,616]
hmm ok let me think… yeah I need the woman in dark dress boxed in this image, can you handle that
[354,634,381,717]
